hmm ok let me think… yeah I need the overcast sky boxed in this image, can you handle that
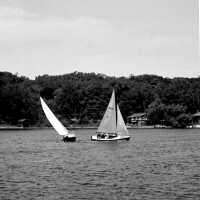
[0,0,199,79]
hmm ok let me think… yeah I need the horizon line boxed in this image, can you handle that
[1,70,200,80]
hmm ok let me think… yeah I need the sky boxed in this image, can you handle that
[0,0,199,79]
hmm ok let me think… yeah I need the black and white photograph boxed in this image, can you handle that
[0,0,199,199]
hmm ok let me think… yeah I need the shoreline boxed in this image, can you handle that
[0,126,199,130]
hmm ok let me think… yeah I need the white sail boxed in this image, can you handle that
[40,97,69,136]
[97,90,117,134]
[116,104,129,136]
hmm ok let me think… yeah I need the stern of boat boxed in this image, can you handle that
[91,135,98,141]
[63,134,76,142]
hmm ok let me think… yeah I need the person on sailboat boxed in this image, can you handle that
[97,132,101,138]
[63,135,68,142]
[108,132,117,138]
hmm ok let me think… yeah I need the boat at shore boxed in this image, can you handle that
[91,90,130,141]
[40,97,76,142]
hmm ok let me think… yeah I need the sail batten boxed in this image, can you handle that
[40,97,69,136]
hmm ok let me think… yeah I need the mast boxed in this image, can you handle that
[115,92,117,129]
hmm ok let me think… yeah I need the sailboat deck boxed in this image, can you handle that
[91,135,130,141]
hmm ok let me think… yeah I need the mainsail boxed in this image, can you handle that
[116,104,129,136]
[40,97,69,136]
[97,90,117,134]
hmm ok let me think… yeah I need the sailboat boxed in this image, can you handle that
[91,90,130,141]
[40,97,76,142]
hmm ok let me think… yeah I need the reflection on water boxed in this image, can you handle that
[0,129,200,199]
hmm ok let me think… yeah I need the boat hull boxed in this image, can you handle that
[63,134,76,142]
[91,135,130,141]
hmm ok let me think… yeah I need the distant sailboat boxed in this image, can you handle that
[40,97,76,142]
[91,90,130,141]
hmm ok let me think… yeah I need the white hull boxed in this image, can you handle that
[91,134,130,141]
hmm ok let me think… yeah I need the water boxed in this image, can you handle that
[0,129,200,200]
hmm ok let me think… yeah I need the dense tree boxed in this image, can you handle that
[147,98,165,125]
[0,71,200,128]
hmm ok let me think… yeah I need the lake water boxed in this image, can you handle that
[0,129,200,200]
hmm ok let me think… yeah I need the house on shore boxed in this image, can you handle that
[18,119,30,127]
[127,113,148,127]
[192,111,200,128]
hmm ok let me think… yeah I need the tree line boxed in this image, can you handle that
[0,71,200,128]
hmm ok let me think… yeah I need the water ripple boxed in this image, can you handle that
[0,129,200,199]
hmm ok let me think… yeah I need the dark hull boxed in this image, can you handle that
[63,136,76,142]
